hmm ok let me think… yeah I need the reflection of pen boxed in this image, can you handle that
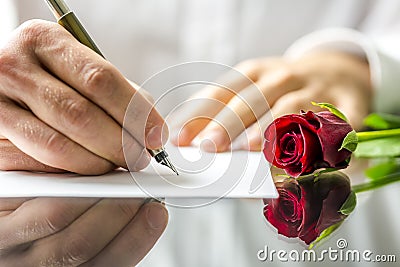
[44,0,179,175]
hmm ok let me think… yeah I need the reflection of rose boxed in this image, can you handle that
[264,172,352,244]
[263,111,353,177]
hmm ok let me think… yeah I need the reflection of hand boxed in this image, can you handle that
[0,20,167,175]
[0,197,168,266]
[172,51,371,151]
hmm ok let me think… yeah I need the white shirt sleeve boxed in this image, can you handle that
[283,0,400,113]
[284,28,400,113]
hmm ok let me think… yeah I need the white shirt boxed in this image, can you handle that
[2,1,400,266]
[5,0,400,112]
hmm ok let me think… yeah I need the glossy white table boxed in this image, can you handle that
[140,159,400,266]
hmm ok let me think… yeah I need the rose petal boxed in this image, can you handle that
[263,114,322,177]
[297,176,323,244]
[264,179,303,238]
[313,111,353,168]
[314,172,351,234]
[298,126,321,174]
[278,132,303,165]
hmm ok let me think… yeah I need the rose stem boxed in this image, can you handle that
[356,128,400,142]
[352,172,400,193]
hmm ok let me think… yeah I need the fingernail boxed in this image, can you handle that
[147,125,169,149]
[146,204,168,230]
[134,149,151,170]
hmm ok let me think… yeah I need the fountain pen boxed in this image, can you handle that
[44,0,179,175]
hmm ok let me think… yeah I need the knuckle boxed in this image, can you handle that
[42,204,74,234]
[44,131,73,156]
[17,19,55,49]
[60,97,93,130]
[82,63,116,98]
[116,199,138,219]
[273,67,299,87]
[63,234,94,265]
[235,59,259,79]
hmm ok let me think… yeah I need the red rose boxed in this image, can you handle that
[264,172,353,245]
[263,111,353,177]
[264,178,302,239]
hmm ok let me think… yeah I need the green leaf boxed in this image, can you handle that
[308,222,343,249]
[339,191,357,215]
[311,102,348,122]
[339,130,358,152]
[354,137,400,158]
[365,159,400,180]
[364,113,400,130]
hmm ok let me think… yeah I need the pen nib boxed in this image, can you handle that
[148,148,179,175]
[161,157,179,175]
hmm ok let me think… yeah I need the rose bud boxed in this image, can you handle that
[263,111,353,177]
[263,171,354,245]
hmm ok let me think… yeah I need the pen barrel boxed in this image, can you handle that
[58,11,104,58]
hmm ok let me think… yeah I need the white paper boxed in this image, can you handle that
[0,145,277,199]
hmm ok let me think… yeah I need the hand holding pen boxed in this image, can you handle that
[44,0,178,174]
[0,1,175,175]
[0,3,170,265]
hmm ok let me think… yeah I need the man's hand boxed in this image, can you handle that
[0,197,168,267]
[0,20,167,174]
[171,51,372,151]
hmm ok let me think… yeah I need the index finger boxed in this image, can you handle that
[198,68,303,152]
[199,82,269,152]
[170,68,254,146]
[23,20,165,149]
